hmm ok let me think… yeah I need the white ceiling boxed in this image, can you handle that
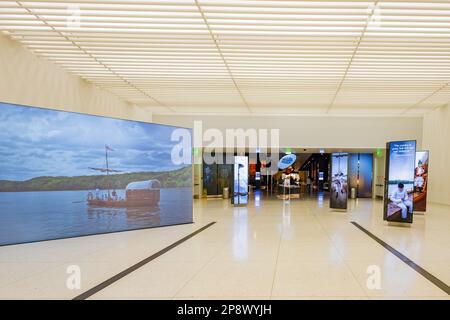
[1,0,450,116]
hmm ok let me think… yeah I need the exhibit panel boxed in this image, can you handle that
[202,165,233,197]
[0,102,193,246]
[384,140,416,223]
[233,155,249,205]
[330,153,349,210]
[414,151,429,212]
[348,153,373,198]
[277,153,300,200]
[299,153,330,192]
[203,162,219,196]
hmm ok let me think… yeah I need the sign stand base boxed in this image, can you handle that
[387,221,412,228]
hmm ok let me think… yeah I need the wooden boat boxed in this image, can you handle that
[87,180,161,208]
[86,145,160,208]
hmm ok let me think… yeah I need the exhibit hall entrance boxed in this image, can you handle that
[198,148,383,205]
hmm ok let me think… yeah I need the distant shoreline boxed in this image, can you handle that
[0,167,191,192]
[0,186,191,193]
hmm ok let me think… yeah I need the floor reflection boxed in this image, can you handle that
[282,200,291,228]
[232,207,248,260]
[317,192,324,208]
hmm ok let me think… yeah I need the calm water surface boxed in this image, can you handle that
[0,187,192,245]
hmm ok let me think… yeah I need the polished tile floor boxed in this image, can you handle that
[0,192,449,299]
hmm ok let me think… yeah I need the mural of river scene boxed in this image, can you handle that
[0,102,192,246]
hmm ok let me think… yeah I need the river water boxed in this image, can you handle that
[0,187,192,246]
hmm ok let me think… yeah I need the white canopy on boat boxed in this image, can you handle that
[126,180,161,190]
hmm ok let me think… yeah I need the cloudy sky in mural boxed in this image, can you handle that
[0,103,190,181]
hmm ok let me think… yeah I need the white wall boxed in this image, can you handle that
[373,152,386,199]
[422,104,450,205]
[153,114,423,149]
[0,34,152,122]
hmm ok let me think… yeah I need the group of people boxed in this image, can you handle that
[271,174,315,194]
[87,189,121,202]
[331,171,347,199]
[414,160,427,193]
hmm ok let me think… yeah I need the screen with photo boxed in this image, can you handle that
[384,140,416,223]
[233,156,248,205]
[414,151,429,212]
[330,153,348,210]
[348,153,373,198]
[0,102,193,246]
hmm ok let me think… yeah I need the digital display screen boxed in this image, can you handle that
[348,153,373,198]
[0,102,193,246]
[233,156,248,205]
[414,151,429,212]
[330,153,348,210]
[319,172,324,181]
[384,140,416,223]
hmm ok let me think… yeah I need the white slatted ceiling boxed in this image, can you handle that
[1,0,449,115]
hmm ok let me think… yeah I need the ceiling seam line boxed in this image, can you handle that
[401,82,450,114]
[15,1,176,113]
[326,0,380,114]
[194,0,252,113]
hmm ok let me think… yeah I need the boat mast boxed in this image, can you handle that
[105,145,110,198]
[88,145,119,199]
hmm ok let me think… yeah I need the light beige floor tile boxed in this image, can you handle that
[0,196,448,300]
[157,241,226,263]
[0,262,60,288]
[333,241,392,261]
[90,261,206,299]
[271,296,370,300]
[173,296,271,300]
[175,260,276,298]
[346,258,448,298]
[369,296,450,300]
[272,260,367,298]
[0,261,124,299]
[277,241,342,262]
[212,241,280,262]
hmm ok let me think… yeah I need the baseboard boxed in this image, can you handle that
[429,200,450,207]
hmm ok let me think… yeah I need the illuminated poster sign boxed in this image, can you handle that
[330,153,348,210]
[414,151,429,212]
[384,140,416,223]
[233,156,248,205]
[0,102,193,246]
[348,153,373,198]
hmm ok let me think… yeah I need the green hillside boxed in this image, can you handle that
[0,166,191,192]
